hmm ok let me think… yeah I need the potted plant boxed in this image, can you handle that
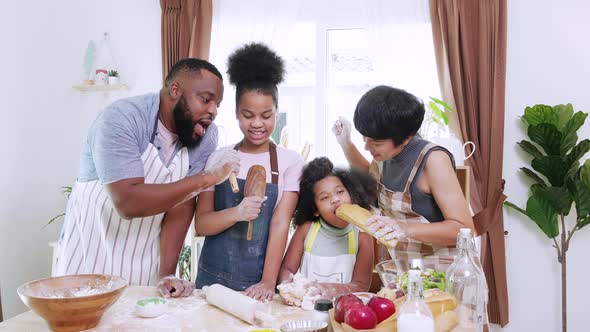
[418,96,455,140]
[82,41,95,85]
[178,245,192,281]
[108,70,119,85]
[504,103,590,332]
[45,186,73,227]
[420,97,475,166]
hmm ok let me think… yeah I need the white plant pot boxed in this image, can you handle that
[108,76,120,85]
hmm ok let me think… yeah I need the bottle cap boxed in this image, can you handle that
[314,299,333,312]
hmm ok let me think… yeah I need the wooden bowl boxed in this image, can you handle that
[17,274,127,332]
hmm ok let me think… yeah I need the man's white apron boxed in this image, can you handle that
[55,143,189,285]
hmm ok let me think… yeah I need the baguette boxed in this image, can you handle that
[434,310,460,332]
[335,204,398,248]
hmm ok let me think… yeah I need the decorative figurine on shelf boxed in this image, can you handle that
[83,41,95,85]
[95,69,108,85]
[93,33,117,86]
[108,70,119,85]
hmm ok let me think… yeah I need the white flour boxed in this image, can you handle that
[36,279,126,298]
[87,288,316,331]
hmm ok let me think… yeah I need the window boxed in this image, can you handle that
[210,0,441,167]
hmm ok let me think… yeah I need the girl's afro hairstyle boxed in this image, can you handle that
[227,42,285,87]
[294,157,378,225]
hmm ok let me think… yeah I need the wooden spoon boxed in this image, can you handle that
[243,165,266,240]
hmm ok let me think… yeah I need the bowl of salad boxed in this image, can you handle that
[375,257,450,297]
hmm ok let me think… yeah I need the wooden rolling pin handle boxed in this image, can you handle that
[229,173,239,193]
[246,221,253,240]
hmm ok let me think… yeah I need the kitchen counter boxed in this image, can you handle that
[0,286,316,331]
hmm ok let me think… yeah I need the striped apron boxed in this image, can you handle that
[54,119,190,286]
[299,220,357,284]
[370,143,455,267]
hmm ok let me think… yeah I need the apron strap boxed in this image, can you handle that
[234,140,280,185]
[269,141,279,185]
[304,221,357,255]
[402,143,436,193]
[347,230,357,255]
[304,222,322,253]
[368,160,381,182]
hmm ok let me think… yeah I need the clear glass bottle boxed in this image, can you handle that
[446,228,489,331]
[397,269,434,332]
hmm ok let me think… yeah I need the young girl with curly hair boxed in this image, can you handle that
[278,157,377,298]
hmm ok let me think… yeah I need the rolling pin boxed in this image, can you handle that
[229,173,239,193]
[203,284,273,325]
[243,165,267,240]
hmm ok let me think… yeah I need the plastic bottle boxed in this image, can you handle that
[313,299,333,327]
[397,269,434,332]
[446,228,489,331]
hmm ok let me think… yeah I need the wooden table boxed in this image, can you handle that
[0,286,316,331]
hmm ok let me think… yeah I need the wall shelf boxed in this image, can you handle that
[73,83,128,92]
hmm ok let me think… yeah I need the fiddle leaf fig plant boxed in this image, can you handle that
[504,103,590,332]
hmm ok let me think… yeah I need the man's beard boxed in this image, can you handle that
[173,96,202,149]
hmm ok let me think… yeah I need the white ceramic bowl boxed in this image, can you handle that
[280,320,328,332]
[134,297,167,318]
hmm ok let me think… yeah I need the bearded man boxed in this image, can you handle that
[55,59,239,298]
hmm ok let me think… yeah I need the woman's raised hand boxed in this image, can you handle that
[331,116,352,146]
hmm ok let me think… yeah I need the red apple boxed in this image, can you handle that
[344,303,378,329]
[335,294,363,323]
[367,296,396,323]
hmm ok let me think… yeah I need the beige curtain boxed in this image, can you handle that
[160,0,213,80]
[430,0,509,326]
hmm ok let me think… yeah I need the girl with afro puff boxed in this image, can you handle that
[278,157,376,298]
[195,43,304,301]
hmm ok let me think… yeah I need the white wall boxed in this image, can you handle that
[0,1,161,319]
[502,0,590,331]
